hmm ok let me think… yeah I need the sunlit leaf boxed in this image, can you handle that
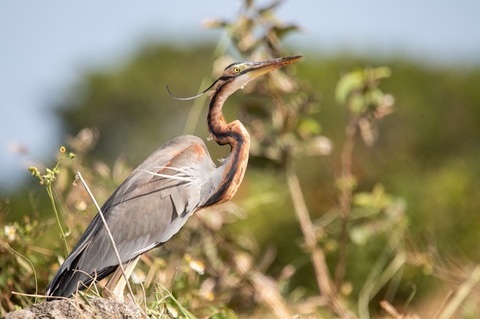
[297,118,321,137]
[335,70,364,105]
[371,66,391,81]
[349,94,367,114]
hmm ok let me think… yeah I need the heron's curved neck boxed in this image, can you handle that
[203,83,250,206]
[207,83,250,149]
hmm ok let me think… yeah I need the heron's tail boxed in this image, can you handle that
[46,261,117,300]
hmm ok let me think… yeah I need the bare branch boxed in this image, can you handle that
[286,164,356,318]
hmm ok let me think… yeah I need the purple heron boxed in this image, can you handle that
[45,55,302,298]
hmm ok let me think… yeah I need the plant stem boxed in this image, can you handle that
[47,184,69,255]
[76,171,136,302]
[251,271,293,319]
[335,117,357,289]
[183,30,229,135]
[438,265,480,319]
[286,161,355,318]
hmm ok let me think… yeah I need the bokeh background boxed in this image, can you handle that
[2,0,480,190]
[2,1,480,318]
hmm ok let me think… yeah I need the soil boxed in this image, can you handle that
[5,297,143,319]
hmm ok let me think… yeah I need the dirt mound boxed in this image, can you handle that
[5,297,143,319]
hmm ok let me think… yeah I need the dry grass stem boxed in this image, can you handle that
[379,300,419,319]
[438,265,480,319]
[75,171,136,301]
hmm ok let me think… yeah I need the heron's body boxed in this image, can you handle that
[46,55,300,298]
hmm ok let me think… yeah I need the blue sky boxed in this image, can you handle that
[1,1,480,192]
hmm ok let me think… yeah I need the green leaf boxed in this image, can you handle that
[349,94,367,114]
[297,118,321,137]
[371,66,391,81]
[335,70,364,105]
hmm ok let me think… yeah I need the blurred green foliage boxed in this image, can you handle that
[3,43,480,316]
[54,42,480,263]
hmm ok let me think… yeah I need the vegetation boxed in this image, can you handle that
[2,0,480,318]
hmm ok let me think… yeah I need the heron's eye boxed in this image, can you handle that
[233,67,241,73]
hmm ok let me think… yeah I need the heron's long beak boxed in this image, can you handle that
[245,55,302,79]
[167,55,302,101]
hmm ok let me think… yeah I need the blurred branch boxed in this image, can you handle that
[438,265,480,319]
[251,271,293,319]
[334,66,394,292]
[335,117,357,289]
[183,29,231,135]
[286,162,355,318]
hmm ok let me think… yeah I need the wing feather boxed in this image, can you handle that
[46,135,217,297]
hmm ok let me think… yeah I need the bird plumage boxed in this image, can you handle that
[45,55,301,298]
[46,136,217,297]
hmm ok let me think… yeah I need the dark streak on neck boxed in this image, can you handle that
[202,82,246,207]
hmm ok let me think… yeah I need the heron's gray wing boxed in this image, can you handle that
[46,135,218,297]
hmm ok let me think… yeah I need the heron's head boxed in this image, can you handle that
[167,55,302,101]
[217,55,302,93]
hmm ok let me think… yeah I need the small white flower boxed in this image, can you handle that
[4,225,17,241]
[189,259,205,275]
